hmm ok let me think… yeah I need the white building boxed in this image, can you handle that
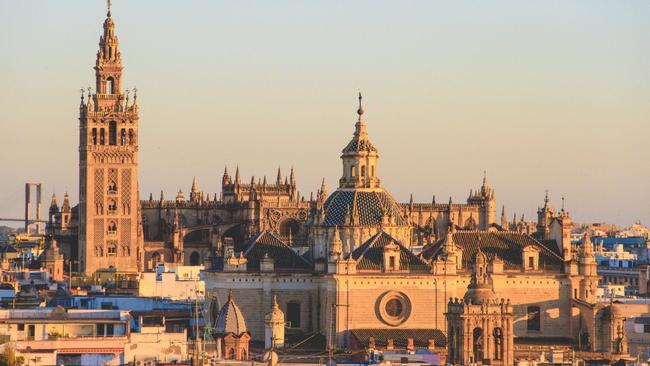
[0,307,187,366]
[138,263,205,301]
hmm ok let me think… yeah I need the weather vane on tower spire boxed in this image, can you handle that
[107,0,112,16]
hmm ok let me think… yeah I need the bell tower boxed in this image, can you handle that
[339,93,381,190]
[79,2,142,275]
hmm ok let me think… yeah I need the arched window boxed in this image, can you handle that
[190,251,201,266]
[287,302,301,328]
[151,252,161,267]
[92,128,97,145]
[279,219,300,240]
[371,165,375,177]
[128,129,134,145]
[472,327,484,363]
[108,199,117,213]
[108,180,117,193]
[107,242,117,256]
[361,165,366,177]
[109,121,117,145]
[106,77,114,94]
[120,129,126,145]
[527,306,541,331]
[100,128,105,145]
[493,327,503,360]
[108,221,117,233]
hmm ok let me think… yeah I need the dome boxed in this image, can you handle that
[342,135,378,154]
[214,290,248,336]
[463,283,497,305]
[322,189,408,227]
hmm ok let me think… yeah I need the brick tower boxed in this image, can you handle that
[78,4,142,275]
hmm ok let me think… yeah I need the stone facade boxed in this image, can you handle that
[77,7,142,275]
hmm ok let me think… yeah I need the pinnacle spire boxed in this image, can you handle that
[191,176,199,193]
[354,92,367,137]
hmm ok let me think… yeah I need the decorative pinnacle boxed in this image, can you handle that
[80,88,85,100]
[107,0,112,16]
[357,92,364,118]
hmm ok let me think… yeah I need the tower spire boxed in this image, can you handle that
[107,0,112,17]
[355,92,367,137]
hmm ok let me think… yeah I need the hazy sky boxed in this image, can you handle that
[1,1,649,227]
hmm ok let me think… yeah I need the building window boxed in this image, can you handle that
[108,221,117,234]
[528,256,535,269]
[361,165,366,177]
[109,121,117,145]
[128,129,134,145]
[108,199,117,213]
[17,324,24,331]
[106,77,114,94]
[92,128,97,145]
[644,324,650,333]
[472,327,484,362]
[493,327,503,360]
[350,165,355,177]
[371,165,374,177]
[527,306,541,331]
[385,298,403,317]
[100,128,105,145]
[107,242,117,256]
[120,129,126,145]
[108,180,117,193]
[190,251,201,266]
[377,291,411,326]
[287,302,301,328]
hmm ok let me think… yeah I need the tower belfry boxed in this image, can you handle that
[78,5,142,275]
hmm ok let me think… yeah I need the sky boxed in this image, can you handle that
[1,0,649,228]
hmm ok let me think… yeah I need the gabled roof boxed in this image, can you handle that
[242,231,312,272]
[351,231,431,273]
[421,231,564,272]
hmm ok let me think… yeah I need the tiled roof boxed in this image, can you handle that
[421,231,564,272]
[214,291,247,336]
[322,190,408,227]
[514,337,575,345]
[342,137,378,154]
[350,328,446,348]
[351,231,431,273]
[242,231,312,272]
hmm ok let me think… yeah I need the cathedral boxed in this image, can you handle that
[45,6,631,364]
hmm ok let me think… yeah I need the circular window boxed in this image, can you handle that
[376,291,411,326]
[385,299,403,317]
